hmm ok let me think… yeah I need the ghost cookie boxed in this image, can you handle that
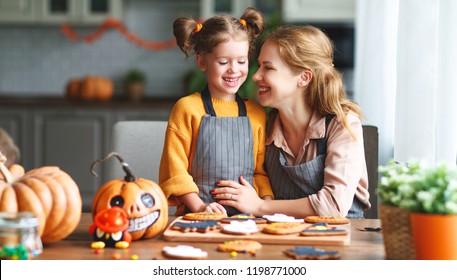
[263,213,304,223]
[284,246,340,260]
[183,212,227,221]
[221,220,259,235]
[304,216,350,225]
[300,222,348,236]
[162,245,208,260]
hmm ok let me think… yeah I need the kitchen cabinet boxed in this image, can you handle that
[282,0,355,23]
[0,0,38,23]
[0,98,173,211]
[0,0,122,25]
[200,0,253,19]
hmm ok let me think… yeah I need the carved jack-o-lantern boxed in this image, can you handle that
[90,152,168,240]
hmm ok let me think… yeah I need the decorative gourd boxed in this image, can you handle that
[0,152,82,244]
[90,152,168,240]
[65,75,114,101]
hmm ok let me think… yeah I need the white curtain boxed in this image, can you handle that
[354,0,457,166]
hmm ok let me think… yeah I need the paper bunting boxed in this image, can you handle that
[60,17,176,51]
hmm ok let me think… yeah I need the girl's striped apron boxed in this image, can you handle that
[189,87,254,216]
[265,115,365,218]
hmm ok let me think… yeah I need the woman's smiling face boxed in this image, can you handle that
[252,39,304,109]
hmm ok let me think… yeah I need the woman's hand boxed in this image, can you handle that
[212,176,264,216]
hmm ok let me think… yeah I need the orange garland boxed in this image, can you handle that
[60,17,176,51]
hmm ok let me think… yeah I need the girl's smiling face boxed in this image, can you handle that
[196,38,249,101]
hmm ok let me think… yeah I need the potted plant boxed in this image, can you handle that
[378,160,457,259]
[124,68,146,102]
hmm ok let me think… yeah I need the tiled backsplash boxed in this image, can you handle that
[0,0,200,99]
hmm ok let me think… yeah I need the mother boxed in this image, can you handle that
[213,25,371,218]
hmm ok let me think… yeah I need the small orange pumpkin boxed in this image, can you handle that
[90,152,168,240]
[65,75,114,101]
[0,152,82,244]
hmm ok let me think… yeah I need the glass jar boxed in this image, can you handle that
[0,212,43,260]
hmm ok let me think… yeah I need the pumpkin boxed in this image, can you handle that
[90,152,168,240]
[0,152,82,244]
[65,75,114,101]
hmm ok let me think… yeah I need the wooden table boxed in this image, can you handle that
[37,213,385,260]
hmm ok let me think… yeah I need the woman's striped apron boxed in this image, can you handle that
[265,115,365,218]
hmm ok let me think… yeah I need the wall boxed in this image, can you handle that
[0,0,200,99]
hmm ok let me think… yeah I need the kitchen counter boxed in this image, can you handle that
[0,96,178,109]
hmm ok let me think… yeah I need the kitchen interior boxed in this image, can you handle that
[0,0,356,211]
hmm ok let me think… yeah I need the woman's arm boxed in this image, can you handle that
[213,176,316,218]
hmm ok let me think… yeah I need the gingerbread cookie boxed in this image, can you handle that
[304,216,350,225]
[162,245,208,260]
[284,246,340,260]
[183,212,227,221]
[220,214,267,224]
[300,222,348,236]
[221,220,259,235]
[262,222,306,235]
[171,220,221,233]
[217,240,262,252]
[263,213,304,223]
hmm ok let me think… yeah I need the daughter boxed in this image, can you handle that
[159,8,273,216]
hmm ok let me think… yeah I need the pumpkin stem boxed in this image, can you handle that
[0,152,14,183]
[90,152,137,182]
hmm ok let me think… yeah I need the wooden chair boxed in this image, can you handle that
[362,125,379,218]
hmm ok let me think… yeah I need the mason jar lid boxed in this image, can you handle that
[0,212,39,229]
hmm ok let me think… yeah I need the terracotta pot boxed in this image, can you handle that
[410,213,457,260]
[125,82,145,102]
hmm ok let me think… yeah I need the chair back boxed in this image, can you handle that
[362,125,379,218]
[108,121,168,182]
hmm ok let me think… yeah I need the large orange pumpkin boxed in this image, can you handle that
[0,153,82,244]
[90,152,168,240]
[65,75,114,101]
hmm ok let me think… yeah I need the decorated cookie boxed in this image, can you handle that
[263,213,304,223]
[220,214,267,224]
[183,212,227,221]
[300,222,348,236]
[262,222,307,235]
[170,220,221,233]
[221,220,259,235]
[162,245,208,260]
[284,246,340,260]
[217,240,262,252]
[304,216,350,225]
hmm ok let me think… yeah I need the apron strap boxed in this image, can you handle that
[201,85,247,117]
[316,114,336,155]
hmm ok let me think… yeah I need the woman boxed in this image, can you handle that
[212,25,371,218]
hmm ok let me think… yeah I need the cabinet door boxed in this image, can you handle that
[33,109,112,212]
[0,0,37,24]
[0,109,33,170]
[39,0,122,25]
[282,0,355,23]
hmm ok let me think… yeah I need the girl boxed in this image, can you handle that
[213,25,371,218]
[159,8,273,216]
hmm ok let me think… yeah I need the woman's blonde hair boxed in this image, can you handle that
[265,25,363,139]
[173,7,265,59]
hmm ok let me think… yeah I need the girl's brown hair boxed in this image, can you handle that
[173,7,265,59]
[265,25,363,139]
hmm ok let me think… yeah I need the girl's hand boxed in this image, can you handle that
[212,176,263,216]
[198,202,227,214]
